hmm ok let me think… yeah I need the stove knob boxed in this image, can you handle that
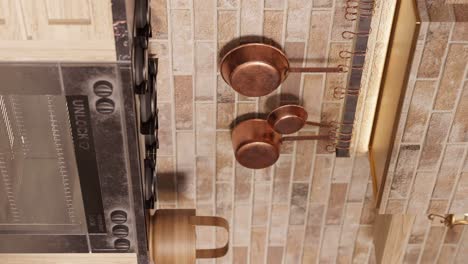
[114,238,130,251]
[96,98,115,115]
[112,225,129,238]
[110,210,127,224]
[93,80,113,97]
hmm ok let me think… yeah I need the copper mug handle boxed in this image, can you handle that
[190,216,230,259]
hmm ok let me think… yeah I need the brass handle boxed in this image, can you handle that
[189,216,230,259]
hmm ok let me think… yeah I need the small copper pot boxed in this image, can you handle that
[267,105,330,134]
[232,119,330,169]
[220,43,344,97]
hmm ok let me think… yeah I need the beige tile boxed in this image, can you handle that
[332,157,354,182]
[312,0,332,8]
[325,43,352,101]
[216,103,235,129]
[419,113,452,171]
[409,214,429,244]
[436,244,457,264]
[432,145,465,199]
[449,82,468,142]
[347,155,370,202]
[289,183,309,225]
[233,204,251,246]
[263,10,284,45]
[269,204,289,245]
[196,156,214,203]
[337,203,362,264]
[402,81,437,143]
[385,199,406,214]
[240,0,263,36]
[320,226,340,264]
[427,1,453,21]
[171,10,193,74]
[250,226,267,264]
[306,203,325,226]
[254,182,271,203]
[253,203,269,227]
[196,103,215,155]
[275,155,293,182]
[195,42,215,101]
[151,0,168,39]
[330,0,354,41]
[150,41,172,102]
[450,172,468,212]
[420,226,445,263]
[434,44,468,110]
[455,229,468,263]
[302,74,323,123]
[234,162,252,203]
[389,145,420,199]
[444,225,465,244]
[285,227,305,264]
[293,131,317,181]
[407,172,437,213]
[156,156,176,203]
[452,23,468,41]
[217,75,235,103]
[417,23,451,78]
[216,182,232,220]
[196,204,214,249]
[402,245,421,264]
[236,102,256,118]
[310,156,333,203]
[217,0,239,8]
[176,132,196,207]
[156,102,173,155]
[281,42,306,102]
[302,225,321,263]
[286,0,312,41]
[233,246,247,264]
[306,10,332,67]
[174,75,193,129]
[216,131,233,181]
[360,183,376,225]
[454,5,468,22]
[218,10,237,43]
[194,0,215,40]
[273,166,292,203]
[267,246,284,264]
[265,0,284,8]
[170,0,191,9]
[326,183,347,225]
[281,140,294,154]
[427,199,449,214]
[351,226,373,264]
[254,166,273,182]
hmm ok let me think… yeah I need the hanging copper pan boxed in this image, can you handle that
[232,119,330,169]
[266,105,331,134]
[220,43,344,97]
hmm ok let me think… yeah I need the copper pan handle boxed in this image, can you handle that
[288,66,345,73]
[281,135,330,142]
[304,121,331,127]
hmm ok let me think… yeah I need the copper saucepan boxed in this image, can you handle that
[232,119,330,169]
[220,43,345,97]
[266,104,331,134]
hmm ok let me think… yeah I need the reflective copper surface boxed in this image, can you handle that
[267,105,308,134]
[232,118,332,169]
[220,43,343,97]
[231,119,281,169]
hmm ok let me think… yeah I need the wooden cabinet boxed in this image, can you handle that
[0,0,116,61]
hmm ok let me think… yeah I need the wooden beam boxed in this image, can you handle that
[373,214,415,264]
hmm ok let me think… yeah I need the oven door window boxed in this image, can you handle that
[0,95,86,234]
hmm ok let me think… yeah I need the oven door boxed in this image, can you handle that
[0,94,89,252]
